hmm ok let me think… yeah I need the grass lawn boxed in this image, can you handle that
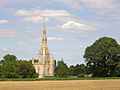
[0,77,120,81]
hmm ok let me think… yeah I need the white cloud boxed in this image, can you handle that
[17,39,40,46]
[62,21,89,29]
[0,30,16,37]
[61,21,94,33]
[0,48,8,55]
[17,41,29,46]
[48,37,64,42]
[0,0,81,9]
[31,38,41,44]
[1,48,8,51]
[81,0,116,10]
[0,19,8,24]
[15,9,71,23]
[32,37,65,43]
[81,0,120,19]
[69,38,78,41]
[77,45,84,48]
[52,0,81,9]
[23,16,49,23]
[15,9,70,17]
[17,37,64,46]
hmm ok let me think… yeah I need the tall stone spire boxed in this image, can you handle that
[42,18,47,48]
[43,18,46,34]
[32,19,55,78]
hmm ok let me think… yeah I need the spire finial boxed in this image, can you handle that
[44,17,45,25]
[43,17,46,34]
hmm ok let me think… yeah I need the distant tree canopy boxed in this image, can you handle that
[54,60,87,78]
[0,54,38,78]
[69,64,87,77]
[55,60,69,78]
[84,37,120,77]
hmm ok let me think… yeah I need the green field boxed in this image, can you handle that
[0,77,120,81]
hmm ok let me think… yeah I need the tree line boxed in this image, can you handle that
[55,60,87,78]
[55,37,120,77]
[0,54,86,78]
[0,54,38,78]
[0,37,120,78]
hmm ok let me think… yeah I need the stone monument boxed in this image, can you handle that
[32,20,55,78]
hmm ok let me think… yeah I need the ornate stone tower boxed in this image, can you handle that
[32,20,55,78]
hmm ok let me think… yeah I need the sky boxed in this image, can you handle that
[0,0,120,66]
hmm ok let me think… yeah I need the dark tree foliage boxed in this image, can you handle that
[0,54,38,78]
[3,54,17,61]
[16,60,37,78]
[55,60,69,78]
[0,54,18,78]
[84,37,120,77]
[69,64,87,77]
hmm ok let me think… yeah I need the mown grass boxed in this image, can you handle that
[0,77,120,81]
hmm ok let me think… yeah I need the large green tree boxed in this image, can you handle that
[84,37,120,77]
[0,54,18,78]
[55,60,69,78]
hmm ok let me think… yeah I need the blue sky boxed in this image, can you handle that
[0,0,120,66]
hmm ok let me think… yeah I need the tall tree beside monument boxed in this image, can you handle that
[84,37,120,77]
